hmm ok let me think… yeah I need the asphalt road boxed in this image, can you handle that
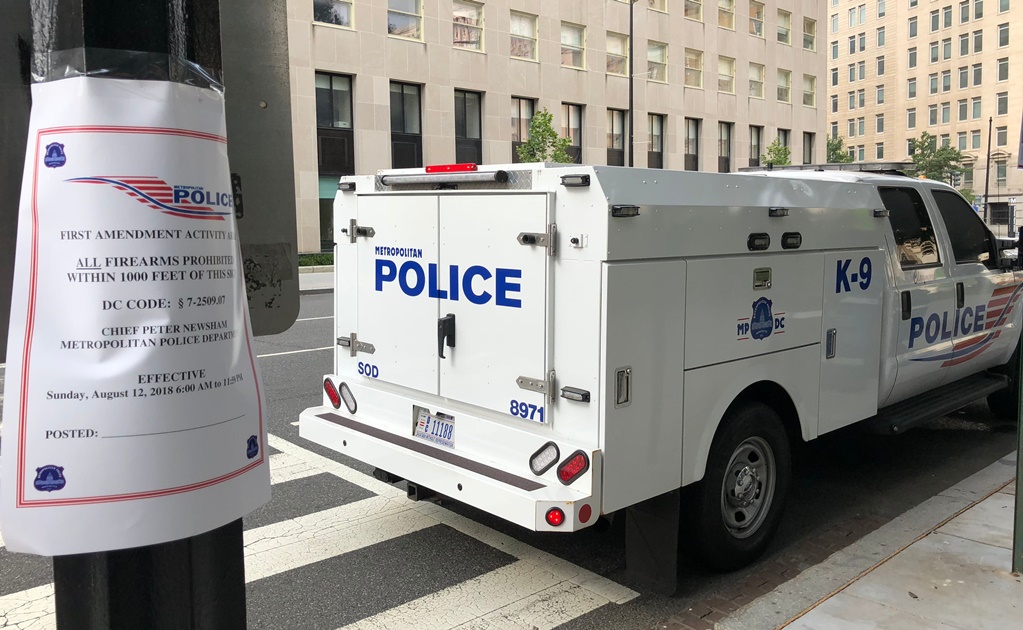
[0,291,1017,629]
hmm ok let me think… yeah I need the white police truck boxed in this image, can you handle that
[299,163,1021,592]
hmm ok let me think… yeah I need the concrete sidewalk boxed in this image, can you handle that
[299,266,333,293]
[720,455,1021,630]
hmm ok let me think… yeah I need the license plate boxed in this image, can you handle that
[414,409,455,449]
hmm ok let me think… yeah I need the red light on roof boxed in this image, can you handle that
[425,163,478,173]
[557,451,590,485]
[323,378,341,409]
[545,507,565,527]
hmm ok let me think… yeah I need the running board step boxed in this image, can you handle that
[868,373,1009,435]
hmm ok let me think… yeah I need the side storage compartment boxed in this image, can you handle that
[600,260,686,513]
[818,249,885,434]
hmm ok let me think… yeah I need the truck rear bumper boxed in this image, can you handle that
[299,406,601,532]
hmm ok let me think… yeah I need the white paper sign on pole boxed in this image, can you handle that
[0,77,271,556]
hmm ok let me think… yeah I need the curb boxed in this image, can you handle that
[298,265,334,274]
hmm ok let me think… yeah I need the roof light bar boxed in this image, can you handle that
[426,163,478,173]
[380,170,508,186]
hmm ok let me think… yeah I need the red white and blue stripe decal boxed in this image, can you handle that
[66,176,230,221]
[910,282,1023,367]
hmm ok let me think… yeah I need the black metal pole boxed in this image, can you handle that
[27,1,245,627]
[984,116,993,223]
[628,0,634,167]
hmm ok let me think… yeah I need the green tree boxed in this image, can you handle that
[761,137,791,167]
[909,131,964,182]
[515,107,573,163]
[826,135,854,163]
[959,188,975,204]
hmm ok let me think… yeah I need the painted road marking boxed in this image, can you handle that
[256,347,333,359]
[295,316,334,322]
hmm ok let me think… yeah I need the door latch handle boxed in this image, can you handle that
[956,282,965,308]
[901,290,912,321]
[438,314,456,359]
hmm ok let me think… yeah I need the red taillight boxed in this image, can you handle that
[323,378,341,409]
[557,451,590,485]
[545,507,565,527]
[425,163,478,173]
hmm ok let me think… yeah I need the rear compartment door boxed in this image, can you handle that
[438,194,551,421]
[355,195,439,394]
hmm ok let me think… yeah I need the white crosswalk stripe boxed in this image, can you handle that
[0,433,637,629]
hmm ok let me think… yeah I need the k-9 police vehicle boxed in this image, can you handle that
[299,163,1021,592]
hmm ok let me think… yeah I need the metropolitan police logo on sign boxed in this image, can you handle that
[750,297,774,340]
[33,465,67,492]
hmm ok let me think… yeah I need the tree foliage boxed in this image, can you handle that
[826,135,854,163]
[761,137,791,167]
[515,107,573,163]
[909,131,964,182]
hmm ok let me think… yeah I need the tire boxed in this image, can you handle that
[988,343,1021,421]
[690,401,792,572]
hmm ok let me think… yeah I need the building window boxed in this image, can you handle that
[997,92,1008,115]
[941,102,951,123]
[929,73,938,94]
[607,109,626,166]
[908,78,917,98]
[315,73,355,179]
[876,113,885,133]
[877,27,886,47]
[778,10,792,45]
[804,18,817,50]
[877,84,885,104]
[859,32,867,52]
[562,103,583,163]
[832,67,839,87]
[388,0,422,40]
[849,91,857,109]
[510,12,537,60]
[997,58,1009,81]
[961,0,971,22]
[943,5,953,27]
[908,108,917,128]
[996,126,1008,146]
[996,162,1007,187]
[686,0,704,21]
[831,13,838,34]
[998,23,1009,47]
[607,32,628,75]
[909,17,918,38]
[958,131,968,149]
[750,125,763,167]
[930,9,940,32]
[963,163,973,187]
[849,7,856,27]
[561,23,585,68]
[850,145,857,160]
[719,0,736,29]
[858,145,865,162]
[648,114,665,168]
[959,99,968,120]
[859,3,866,23]
[999,0,1010,12]
[803,132,815,164]
[777,69,791,102]
[649,0,667,11]
[976,0,984,18]
[972,129,981,148]
[831,40,839,59]
[959,66,969,88]
[849,35,857,55]
[752,1,766,36]
[942,70,951,91]
[878,0,886,17]
[749,63,765,97]
[830,122,838,139]
[314,0,352,28]
[929,104,938,125]
[454,90,482,163]
[685,49,704,88]
[960,33,970,56]
[511,97,535,162]
[778,128,790,148]
[718,122,733,172]
[908,47,917,68]
[849,64,856,83]
[832,94,839,113]
[685,117,701,170]
[876,143,884,159]
[648,42,668,82]
[803,75,816,107]
[877,56,885,76]
[930,42,939,63]
[858,116,866,136]
[718,56,736,93]
[389,81,422,168]
[973,63,982,85]
[452,1,483,50]
[974,30,983,52]
[943,37,952,59]
[858,60,866,80]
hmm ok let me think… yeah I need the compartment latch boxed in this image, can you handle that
[346,218,376,244]
[337,333,376,357]
[516,223,557,257]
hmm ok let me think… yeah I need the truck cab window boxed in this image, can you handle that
[879,187,941,268]
[931,189,995,267]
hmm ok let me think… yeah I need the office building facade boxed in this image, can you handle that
[287,0,827,252]
[828,0,1021,231]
